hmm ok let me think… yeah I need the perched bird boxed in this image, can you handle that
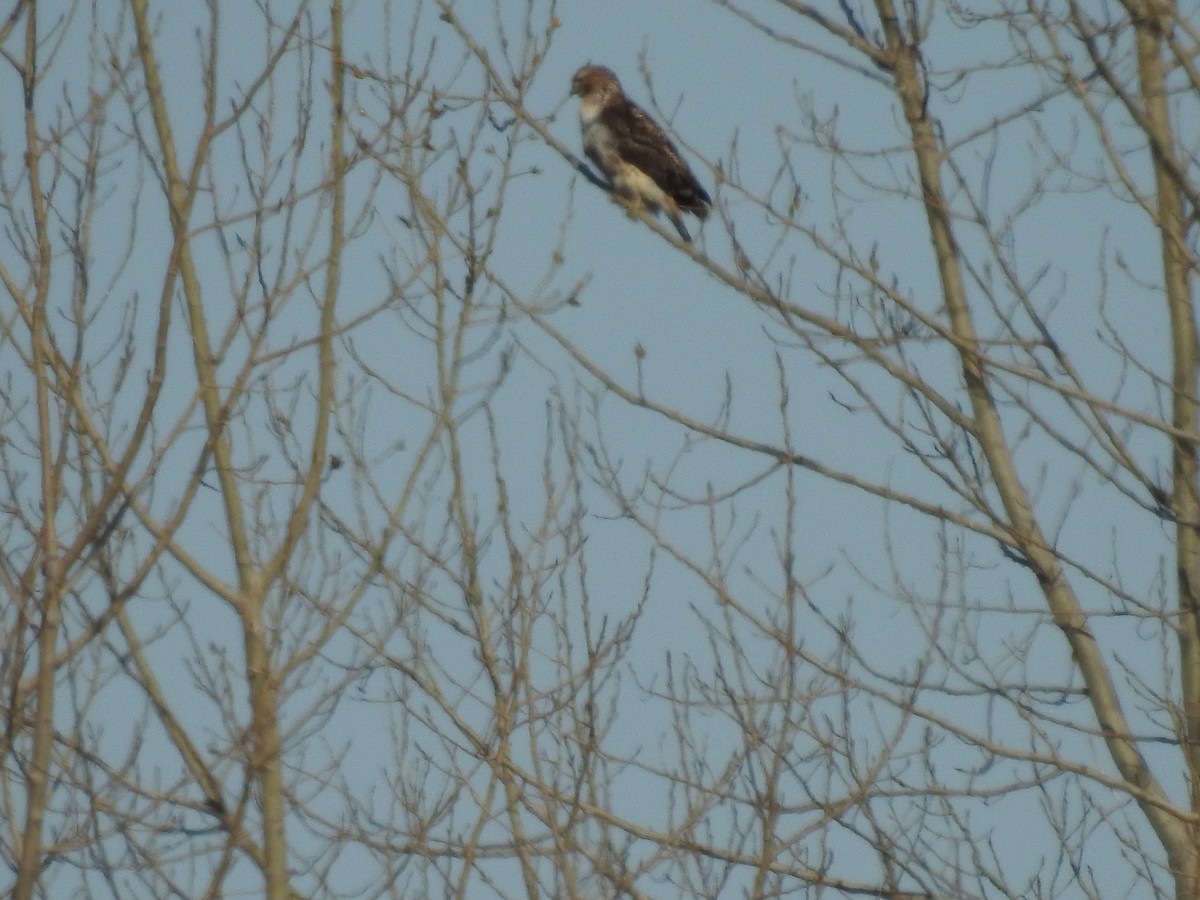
[570,65,711,242]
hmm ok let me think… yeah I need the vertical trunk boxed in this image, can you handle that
[128,1,293,894]
[243,576,289,900]
[1129,2,1200,896]
[874,0,1196,892]
[14,6,58,898]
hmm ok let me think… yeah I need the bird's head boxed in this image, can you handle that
[571,65,620,100]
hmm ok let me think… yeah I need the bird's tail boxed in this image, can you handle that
[669,212,692,243]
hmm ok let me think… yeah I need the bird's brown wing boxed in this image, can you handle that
[599,100,711,216]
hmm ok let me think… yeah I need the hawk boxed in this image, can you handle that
[570,65,711,242]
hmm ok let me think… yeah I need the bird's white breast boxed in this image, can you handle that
[579,102,620,171]
[578,95,604,126]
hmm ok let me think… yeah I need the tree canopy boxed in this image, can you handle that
[2,1,1198,898]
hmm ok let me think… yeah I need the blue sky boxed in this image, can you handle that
[3,0,1189,896]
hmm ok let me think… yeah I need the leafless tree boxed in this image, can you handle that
[2,0,1198,898]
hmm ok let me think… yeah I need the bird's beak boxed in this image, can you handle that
[570,78,582,97]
